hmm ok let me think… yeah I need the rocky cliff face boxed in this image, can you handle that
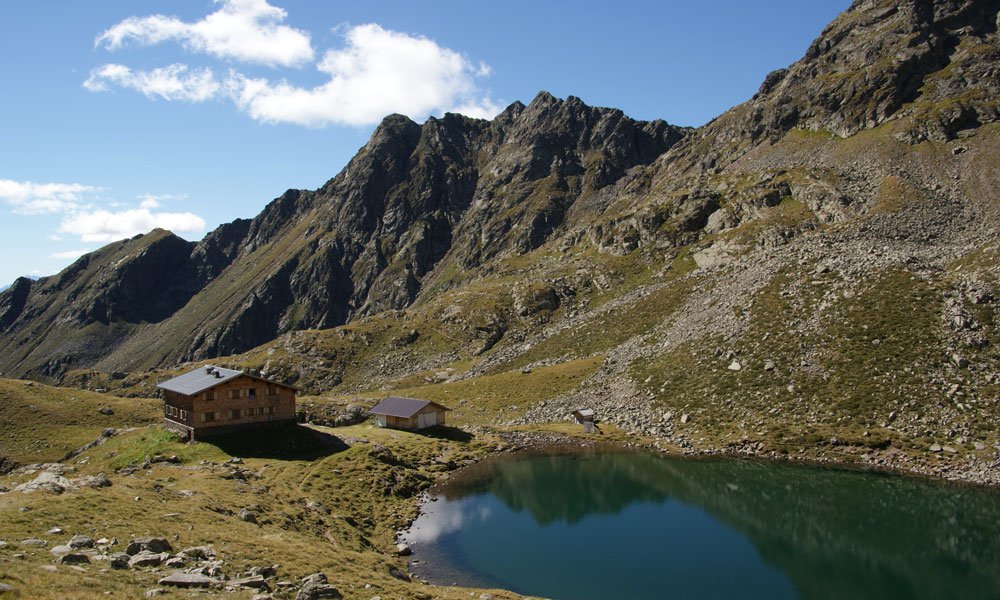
[0,92,684,378]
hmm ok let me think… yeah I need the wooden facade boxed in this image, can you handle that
[159,367,296,441]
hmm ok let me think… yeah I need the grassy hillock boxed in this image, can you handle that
[0,379,158,466]
[0,382,535,599]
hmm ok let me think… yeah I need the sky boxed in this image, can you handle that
[0,0,852,287]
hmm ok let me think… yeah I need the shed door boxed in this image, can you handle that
[418,412,437,428]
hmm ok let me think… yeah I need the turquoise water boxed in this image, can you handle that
[403,452,1000,600]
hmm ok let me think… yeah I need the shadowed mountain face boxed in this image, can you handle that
[1,0,999,389]
[0,94,684,379]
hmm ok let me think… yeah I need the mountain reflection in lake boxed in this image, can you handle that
[403,451,1000,600]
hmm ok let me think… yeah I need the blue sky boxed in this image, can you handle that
[0,1,850,286]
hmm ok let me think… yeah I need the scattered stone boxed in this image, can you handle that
[109,552,130,569]
[296,573,342,600]
[763,360,775,371]
[394,543,411,556]
[0,583,13,593]
[98,407,115,416]
[164,556,186,568]
[387,566,410,582]
[129,551,168,568]
[47,528,63,535]
[942,446,958,454]
[248,565,278,579]
[158,573,216,589]
[144,589,169,598]
[20,538,47,547]
[50,545,73,555]
[239,509,258,524]
[930,444,943,452]
[727,360,742,371]
[56,553,91,565]
[69,535,94,549]
[80,473,112,488]
[179,546,215,560]
[231,576,270,591]
[680,414,690,424]
[480,595,495,600]
[126,537,172,556]
[951,354,969,369]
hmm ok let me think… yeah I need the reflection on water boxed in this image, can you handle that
[404,451,1000,600]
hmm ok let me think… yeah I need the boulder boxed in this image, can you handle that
[20,538,47,547]
[69,535,94,549]
[56,553,91,565]
[239,509,258,524]
[129,551,168,568]
[164,556,187,568]
[231,576,270,591]
[395,543,411,556]
[296,573,342,600]
[109,552,130,569]
[158,573,216,588]
[98,407,114,416]
[126,537,173,555]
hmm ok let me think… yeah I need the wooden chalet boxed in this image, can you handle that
[156,365,296,440]
[369,396,450,430]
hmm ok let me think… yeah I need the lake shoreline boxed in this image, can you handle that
[487,428,1000,489]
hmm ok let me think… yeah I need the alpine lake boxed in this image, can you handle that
[402,450,1000,600]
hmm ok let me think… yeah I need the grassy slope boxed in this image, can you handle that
[0,380,159,465]
[0,391,533,599]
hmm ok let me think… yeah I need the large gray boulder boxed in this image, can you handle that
[126,537,173,556]
[295,573,342,600]
[158,573,216,588]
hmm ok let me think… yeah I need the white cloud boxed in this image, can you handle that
[50,248,93,260]
[226,23,502,126]
[84,63,220,102]
[137,192,188,210]
[0,179,102,214]
[96,0,313,67]
[58,208,206,243]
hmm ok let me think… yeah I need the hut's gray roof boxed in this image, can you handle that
[369,396,450,418]
[155,365,246,395]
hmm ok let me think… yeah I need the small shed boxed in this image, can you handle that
[572,408,596,433]
[369,396,450,430]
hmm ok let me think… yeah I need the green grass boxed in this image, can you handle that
[0,379,158,465]
[355,356,604,426]
[0,393,522,599]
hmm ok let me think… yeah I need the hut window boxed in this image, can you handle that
[248,388,257,400]
[205,391,215,401]
[203,411,216,422]
[230,389,240,399]
[230,409,240,420]
[267,406,275,415]
[180,410,187,420]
